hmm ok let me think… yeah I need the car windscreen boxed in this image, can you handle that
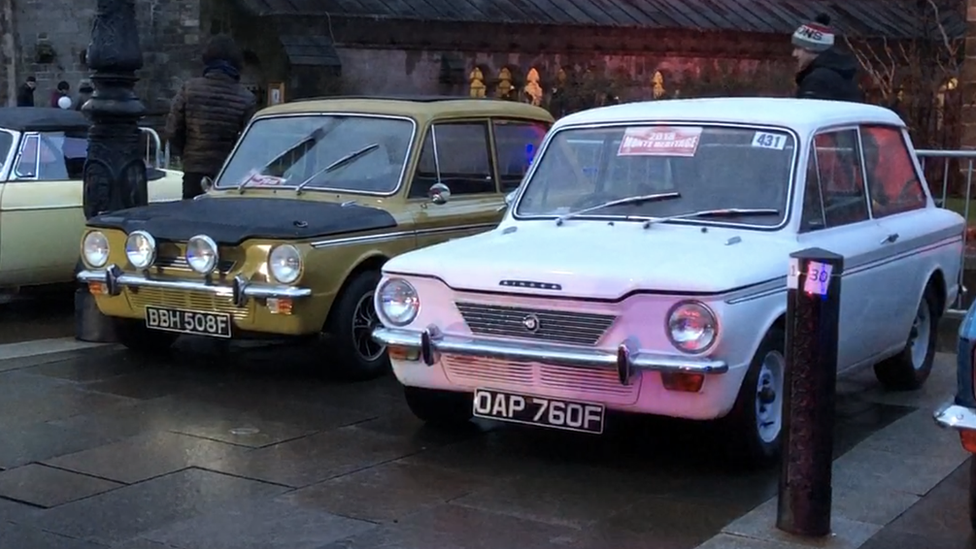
[0,131,12,170]
[215,115,415,194]
[515,124,796,226]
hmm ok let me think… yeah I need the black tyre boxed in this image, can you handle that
[404,386,473,427]
[873,287,938,391]
[115,318,178,354]
[324,270,390,381]
[720,326,786,468]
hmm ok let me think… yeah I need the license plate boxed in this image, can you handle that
[472,388,605,434]
[145,306,232,338]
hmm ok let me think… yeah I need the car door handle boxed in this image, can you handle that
[881,233,899,244]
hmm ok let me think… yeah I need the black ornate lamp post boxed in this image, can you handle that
[75,0,148,342]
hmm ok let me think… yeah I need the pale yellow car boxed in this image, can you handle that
[76,96,553,380]
[0,107,183,292]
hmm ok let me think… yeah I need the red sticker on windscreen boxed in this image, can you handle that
[617,126,703,157]
[240,169,287,187]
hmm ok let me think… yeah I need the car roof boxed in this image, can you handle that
[253,95,555,123]
[553,98,905,134]
[0,107,90,132]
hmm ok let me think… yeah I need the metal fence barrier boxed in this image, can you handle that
[916,149,975,319]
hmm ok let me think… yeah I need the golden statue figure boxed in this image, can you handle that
[652,71,665,99]
[524,68,543,106]
[469,67,486,98]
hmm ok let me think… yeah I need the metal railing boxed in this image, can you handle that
[139,127,165,169]
[916,149,976,318]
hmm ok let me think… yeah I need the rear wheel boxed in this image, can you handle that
[720,326,786,468]
[324,270,390,381]
[115,318,178,354]
[873,287,938,391]
[404,386,473,427]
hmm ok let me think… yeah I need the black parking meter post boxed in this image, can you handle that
[775,247,844,538]
[74,0,145,343]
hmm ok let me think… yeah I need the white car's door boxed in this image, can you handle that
[798,127,891,370]
[861,124,950,354]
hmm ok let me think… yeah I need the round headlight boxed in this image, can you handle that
[377,278,420,326]
[82,231,109,268]
[125,230,156,269]
[268,244,302,284]
[186,235,219,274]
[666,301,718,353]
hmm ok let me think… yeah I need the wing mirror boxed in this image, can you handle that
[200,176,214,193]
[429,182,451,205]
[505,191,516,206]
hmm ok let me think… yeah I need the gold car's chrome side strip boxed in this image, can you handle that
[309,223,497,249]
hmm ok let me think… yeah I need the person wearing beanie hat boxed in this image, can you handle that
[792,14,862,102]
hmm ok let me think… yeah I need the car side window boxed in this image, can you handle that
[814,130,869,227]
[14,134,39,179]
[800,152,825,232]
[860,125,926,217]
[409,121,494,198]
[493,120,549,192]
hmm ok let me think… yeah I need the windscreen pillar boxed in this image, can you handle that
[75,0,147,343]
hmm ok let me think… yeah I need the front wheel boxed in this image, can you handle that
[873,288,938,391]
[324,270,390,381]
[720,326,786,468]
[115,318,179,354]
[404,386,473,428]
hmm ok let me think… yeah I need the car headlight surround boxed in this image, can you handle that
[82,230,109,268]
[186,234,219,274]
[268,244,302,284]
[124,230,156,269]
[666,300,718,353]
[377,278,420,327]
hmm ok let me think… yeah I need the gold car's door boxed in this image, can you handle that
[407,118,550,249]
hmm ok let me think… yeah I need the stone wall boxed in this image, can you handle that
[0,0,14,106]
[963,0,976,150]
[10,0,201,113]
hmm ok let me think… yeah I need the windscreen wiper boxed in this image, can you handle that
[239,121,342,194]
[641,208,780,229]
[555,192,681,226]
[295,143,380,195]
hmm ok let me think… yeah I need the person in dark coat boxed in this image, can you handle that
[74,81,94,111]
[791,14,863,102]
[49,80,70,108]
[16,76,36,106]
[165,34,257,199]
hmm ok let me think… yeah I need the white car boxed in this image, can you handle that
[371,97,965,465]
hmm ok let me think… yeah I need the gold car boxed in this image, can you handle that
[76,96,553,380]
[0,107,182,291]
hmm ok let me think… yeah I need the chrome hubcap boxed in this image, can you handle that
[352,291,385,362]
[755,351,785,444]
[909,300,931,371]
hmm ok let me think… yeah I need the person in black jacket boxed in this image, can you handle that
[16,76,36,106]
[791,14,863,102]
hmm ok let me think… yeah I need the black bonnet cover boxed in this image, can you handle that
[87,197,398,245]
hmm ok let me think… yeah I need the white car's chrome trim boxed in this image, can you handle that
[77,264,311,304]
[372,325,728,384]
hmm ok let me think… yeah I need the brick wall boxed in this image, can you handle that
[11,0,201,113]
[963,0,976,149]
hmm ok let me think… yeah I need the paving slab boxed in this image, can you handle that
[0,522,109,549]
[43,431,255,484]
[31,468,289,545]
[137,496,376,549]
[0,463,123,507]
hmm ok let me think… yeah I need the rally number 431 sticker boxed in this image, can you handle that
[751,132,787,150]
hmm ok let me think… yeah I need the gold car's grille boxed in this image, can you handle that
[126,288,251,319]
[152,241,240,273]
[455,302,617,346]
[154,256,237,273]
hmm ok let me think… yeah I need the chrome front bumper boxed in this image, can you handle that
[372,325,728,385]
[77,263,312,307]
[934,402,976,431]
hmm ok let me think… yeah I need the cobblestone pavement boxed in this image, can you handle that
[0,327,930,549]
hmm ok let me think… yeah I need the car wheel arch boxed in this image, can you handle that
[922,267,947,317]
[325,253,389,324]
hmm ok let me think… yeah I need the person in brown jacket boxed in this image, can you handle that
[165,34,257,199]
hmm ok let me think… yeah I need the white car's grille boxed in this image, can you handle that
[442,356,639,404]
[454,302,616,346]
